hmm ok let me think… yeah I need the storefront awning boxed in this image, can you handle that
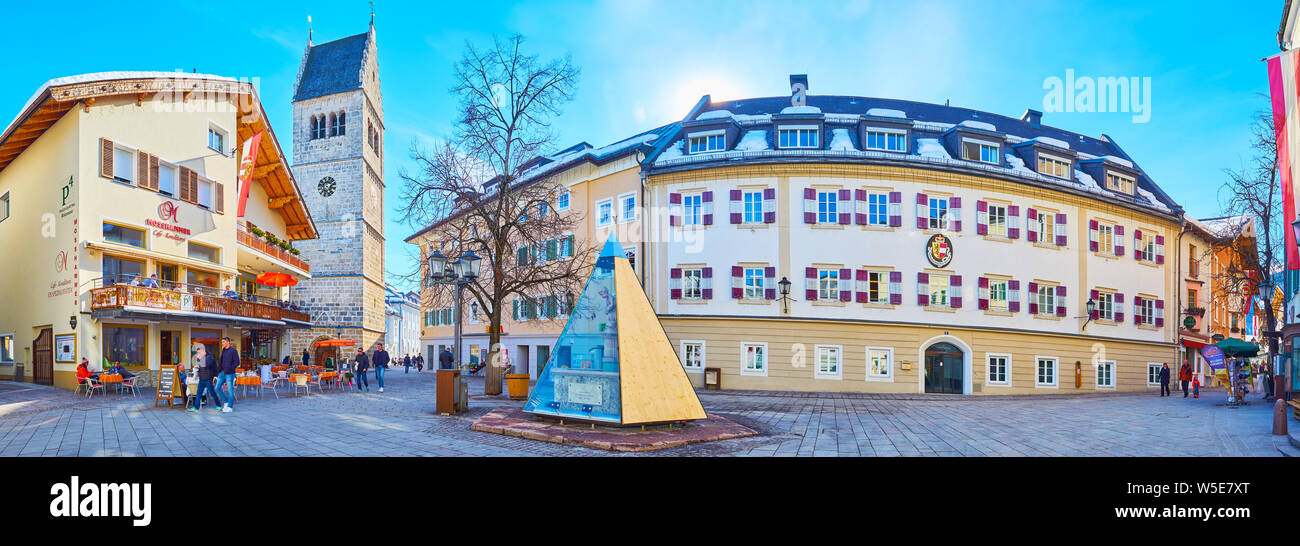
[1180,337,1210,350]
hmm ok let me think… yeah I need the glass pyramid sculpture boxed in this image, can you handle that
[524,235,707,425]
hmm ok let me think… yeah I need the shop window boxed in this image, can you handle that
[103,222,146,248]
[102,325,147,367]
[0,333,13,363]
[188,241,220,263]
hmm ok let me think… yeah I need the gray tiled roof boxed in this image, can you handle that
[293,32,369,102]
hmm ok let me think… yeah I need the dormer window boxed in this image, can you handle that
[1106,172,1134,194]
[778,126,819,149]
[864,129,907,152]
[688,131,725,154]
[962,139,999,164]
[1037,153,1071,178]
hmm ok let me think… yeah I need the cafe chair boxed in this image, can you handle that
[119,376,138,397]
[258,377,279,399]
[84,377,105,398]
[292,375,313,396]
[74,378,90,396]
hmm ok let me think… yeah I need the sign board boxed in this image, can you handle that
[1182,316,1196,329]
[1212,334,1226,343]
[567,382,603,405]
[154,365,180,407]
[1200,345,1226,373]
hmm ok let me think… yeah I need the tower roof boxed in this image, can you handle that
[293,32,370,102]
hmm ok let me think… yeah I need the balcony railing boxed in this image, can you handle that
[90,282,311,325]
[237,226,310,273]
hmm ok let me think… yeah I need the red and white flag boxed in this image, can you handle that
[1268,50,1300,270]
[236,131,264,218]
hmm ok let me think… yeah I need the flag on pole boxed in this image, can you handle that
[236,131,264,218]
[1268,51,1299,270]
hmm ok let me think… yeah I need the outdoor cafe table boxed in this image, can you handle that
[99,374,122,393]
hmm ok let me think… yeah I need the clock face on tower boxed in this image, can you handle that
[318,176,337,197]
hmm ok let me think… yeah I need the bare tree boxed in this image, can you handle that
[1215,107,1287,368]
[397,34,587,395]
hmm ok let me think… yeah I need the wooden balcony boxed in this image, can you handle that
[237,226,310,273]
[90,285,309,325]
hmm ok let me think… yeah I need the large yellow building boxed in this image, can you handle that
[0,72,317,390]
[410,76,1188,395]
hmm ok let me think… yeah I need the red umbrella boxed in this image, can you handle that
[256,272,298,287]
[313,339,356,348]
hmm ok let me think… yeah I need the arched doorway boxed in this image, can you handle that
[924,342,964,394]
[310,336,339,369]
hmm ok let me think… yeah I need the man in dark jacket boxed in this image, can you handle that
[216,337,240,412]
[302,349,310,367]
[439,348,454,370]
[353,347,371,392]
[189,346,222,412]
[1158,363,1171,397]
[403,354,411,374]
[373,343,390,393]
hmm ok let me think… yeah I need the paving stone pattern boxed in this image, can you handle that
[0,371,1281,457]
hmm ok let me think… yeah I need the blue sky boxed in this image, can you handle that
[0,0,1282,292]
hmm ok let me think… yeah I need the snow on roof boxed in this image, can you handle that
[958,120,997,132]
[780,105,822,115]
[733,113,772,124]
[1032,136,1071,150]
[656,139,684,162]
[1005,154,1037,176]
[824,113,861,124]
[1136,187,1171,213]
[866,108,907,119]
[1198,215,1252,238]
[917,138,951,159]
[1102,155,1134,168]
[696,109,734,120]
[734,130,769,151]
[829,128,854,151]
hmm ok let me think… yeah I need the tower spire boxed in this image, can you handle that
[370,1,375,28]
[307,14,313,45]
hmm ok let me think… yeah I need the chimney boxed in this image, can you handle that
[1021,108,1042,128]
[789,74,808,107]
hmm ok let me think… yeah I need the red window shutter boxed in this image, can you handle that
[729,189,742,224]
[702,191,714,225]
[916,193,928,229]
[854,189,868,225]
[888,191,902,227]
[978,276,989,310]
[855,269,869,303]
[949,275,962,308]
[1113,293,1124,323]
[1114,225,1125,257]
[1155,235,1165,264]
[1007,205,1020,239]
[1089,289,1100,319]
[701,267,713,300]
[1008,280,1020,312]
[1088,220,1099,251]
[1133,229,1144,260]
[805,266,818,301]
[1026,208,1038,243]
[803,188,816,224]
[763,188,777,223]
[917,272,929,306]
[1056,285,1067,317]
[839,268,852,301]
[1055,213,1068,246]
[730,266,743,299]
[669,193,681,226]
[669,268,681,299]
[148,154,160,191]
[1155,299,1165,327]
[1133,296,1144,324]
[1027,281,1039,314]
[949,196,962,232]
[100,138,114,178]
[838,189,851,225]
[889,271,902,305]
[976,200,988,235]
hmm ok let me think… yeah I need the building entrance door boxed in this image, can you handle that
[924,342,964,394]
[33,328,53,385]
[536,345,550,378]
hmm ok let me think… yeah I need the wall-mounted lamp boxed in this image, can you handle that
[778,276,793,314]
[69,316,77,330]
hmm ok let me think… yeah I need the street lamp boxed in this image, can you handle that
[427,250,447,282]
[1080,298,1097,330]
[778,276,793,314]
[428,252,482,376]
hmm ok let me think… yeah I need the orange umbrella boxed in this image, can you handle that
[256,272,298,287]
[313,339,356,348]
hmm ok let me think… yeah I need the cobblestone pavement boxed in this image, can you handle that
[0,370,1281,457]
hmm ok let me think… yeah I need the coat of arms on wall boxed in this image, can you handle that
[925,234,953,268]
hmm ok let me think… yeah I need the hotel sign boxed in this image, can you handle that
[147,201,191,241]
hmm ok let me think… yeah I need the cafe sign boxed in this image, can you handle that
[147,201,191,241]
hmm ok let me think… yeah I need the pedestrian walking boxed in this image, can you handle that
[215,337,239,412]
[1158,363,1171,397]
[353,347,370,392]
[439,347,454,370]
[403,354,411,374]
[416,355,424,373]
[1178,360,1193,398]
[189,345,222,412]
[373,343,390,393]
